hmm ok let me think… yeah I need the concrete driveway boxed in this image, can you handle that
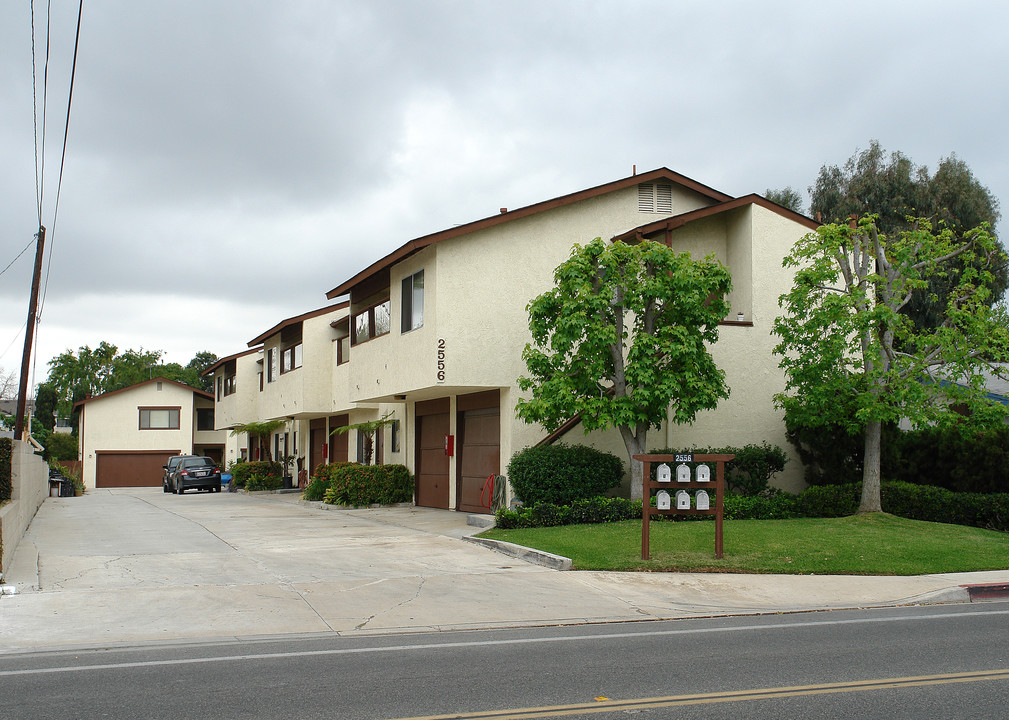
[4,488,1005,653]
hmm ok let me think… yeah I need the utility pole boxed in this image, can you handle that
[14,226,46,441]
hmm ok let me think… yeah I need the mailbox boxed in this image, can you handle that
[696,489,710,510]
[657,463,672,483]
[676,489,691,510]
[676,464,691,483]
[696,464,711,483]
[656,489,671,510]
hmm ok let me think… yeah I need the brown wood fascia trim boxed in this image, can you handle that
[613,194,819,244]
[326,168,734,299]
[247,302,349,347]
[202,347,261,377]
[74,377,213,410]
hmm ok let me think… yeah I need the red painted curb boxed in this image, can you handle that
[961,583,1009,601]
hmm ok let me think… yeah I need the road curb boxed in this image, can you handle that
[463,536,573,570]
[962,582,1009,601]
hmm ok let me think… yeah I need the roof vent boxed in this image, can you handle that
[499,208,508,214]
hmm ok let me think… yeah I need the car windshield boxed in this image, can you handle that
[182,458,216,469]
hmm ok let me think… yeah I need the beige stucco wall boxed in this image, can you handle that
[212,351,262,430]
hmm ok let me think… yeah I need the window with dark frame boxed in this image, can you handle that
[401,270,424,333]
[390,419,400,453]
[139,407,180,430]
[352,300,391,345]
[196,408,215,431]
[267,347,277,383]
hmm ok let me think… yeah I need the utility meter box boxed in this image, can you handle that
[656,489,671,510]
[676,489,691,510]
[676,464,691,483]
[657,463,672,483]
[696,489,710,510]
[696,464,711,483]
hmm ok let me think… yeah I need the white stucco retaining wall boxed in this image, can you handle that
[0,440,48,573]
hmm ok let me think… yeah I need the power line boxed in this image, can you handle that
[0,238,37,280]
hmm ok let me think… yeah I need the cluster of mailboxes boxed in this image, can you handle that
[655,462,711,511]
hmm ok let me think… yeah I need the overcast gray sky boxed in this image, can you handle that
[2,0,1007,384]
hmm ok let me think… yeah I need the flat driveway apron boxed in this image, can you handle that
[1,489,617,650]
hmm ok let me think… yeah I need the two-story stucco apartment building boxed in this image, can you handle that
[75,377,225,488]
[207,168,818,510]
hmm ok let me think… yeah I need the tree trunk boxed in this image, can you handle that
[619,427,647,501]
[859,420,882,513]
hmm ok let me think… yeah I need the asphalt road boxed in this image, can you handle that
[3,601,1008,719]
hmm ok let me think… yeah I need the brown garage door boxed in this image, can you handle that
[96,451,180,488]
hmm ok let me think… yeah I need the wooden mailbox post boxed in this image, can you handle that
[634,453,734,560]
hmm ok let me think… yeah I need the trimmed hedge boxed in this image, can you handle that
[650,444,788,496]
[321,463,414,507]
[232,461,281,489]
[0,437,11,503]
[507,444,624,506]
[493,482,1009,532]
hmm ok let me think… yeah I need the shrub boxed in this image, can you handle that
[650,444,788,496]
[881,480,1009,532]
[302,473,329,502]
[722,490,801,520]
[795,483,861,517]
[42,432,79,462]
[888,426,1009,494]
[232,461,281,489]
[246,473,283,492]
[323,463,413,507]
[0,437,11,503]
[494,496,642,529]
[507,444,624,506]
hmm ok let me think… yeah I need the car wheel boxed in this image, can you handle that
[163,481,170,493]
[176,481,184,495]
[215,484,221,493]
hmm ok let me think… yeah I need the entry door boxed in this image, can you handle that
[456,407,500,513]
[415,412,450,509]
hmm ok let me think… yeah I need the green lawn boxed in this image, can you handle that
[479,514,1009,575]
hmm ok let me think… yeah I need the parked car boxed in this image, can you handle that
[162,455,197,493]
[170,456,222,494]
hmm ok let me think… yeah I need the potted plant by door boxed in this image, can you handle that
[280,454,297,489]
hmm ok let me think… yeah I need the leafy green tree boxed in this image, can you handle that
[34,382,59,432]
[517,237,732,500]
[773,216,1009,513]
[765,187,805,214]
[809,141,1006,331]
[186,351,218,393]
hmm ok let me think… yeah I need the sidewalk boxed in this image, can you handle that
[1,489,1006,654]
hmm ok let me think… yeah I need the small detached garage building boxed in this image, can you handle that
[75,377,226,489]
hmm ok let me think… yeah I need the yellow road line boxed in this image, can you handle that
[385,668,1009,720]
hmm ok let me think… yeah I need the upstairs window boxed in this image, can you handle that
[139,407,180,430]
[223,359,237,395]
[401,270,424,333]
[280,344,302,374]
[280,324,303,374]
[352,300,391,345]
[267,347,277,383]
[196,408,215,431]
[638,183,673,213]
